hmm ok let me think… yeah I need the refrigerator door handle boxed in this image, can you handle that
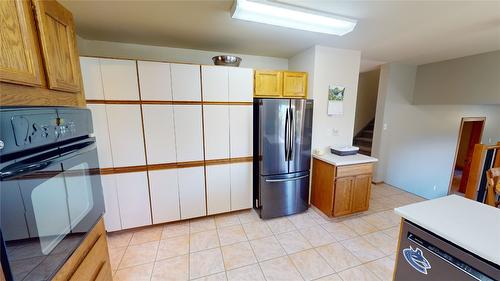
[265,175,309,183]
[284,108,289,161]
[289,107,294,161]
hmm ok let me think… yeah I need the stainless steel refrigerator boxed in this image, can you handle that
[253,98,313,219]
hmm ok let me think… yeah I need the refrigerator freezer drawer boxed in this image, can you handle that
[259,172,309,219]
[394,220,499,281]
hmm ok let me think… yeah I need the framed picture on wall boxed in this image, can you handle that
[328,85,345,115]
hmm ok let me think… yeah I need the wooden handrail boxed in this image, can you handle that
[465,142,500,200]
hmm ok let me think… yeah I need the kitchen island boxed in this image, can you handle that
[394,195,500,280]
[310,153,378,217]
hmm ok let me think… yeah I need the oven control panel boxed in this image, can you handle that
[0,107,93,157]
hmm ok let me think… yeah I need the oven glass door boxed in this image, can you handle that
[0,138,104,281]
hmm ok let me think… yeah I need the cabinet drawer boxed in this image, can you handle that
[70,234,109,281]
[336,163,373,178]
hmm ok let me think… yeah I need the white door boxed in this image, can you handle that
[100,59,139,100]
[79,57,104,100]
[202,65,228,101]
[101,175,122,232]
[116,172,151,229]
[142,105,177,164]
[178,167,206,219]
[106,105,146,167]
[203,105,229,160]
[173,105,204,162]
[229,105,253,158]
[171,63,201,101]
[86,104,114,168]
[228,67,253,102]
[137,61,172,101]
[149,169,180,224]
[230,162,253,210]
[206,164,231,215]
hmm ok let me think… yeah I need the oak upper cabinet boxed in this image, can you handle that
[229,105,253,158]
[0,0,43,86]
[80,57,104,100]
[202,65,228,101]
[137,60,172,101]
[173,105,204,162]
[100,59,139,100]
[254,70,282,97]
[106,105,146,167]
[230,162,253,210]
[142,105,177,164]
[171,63,201,101]
[228,67,253,102]
[283,71,307,98]
[115,172,151,229]
[100,175,122,232]
[32,0,81,92]
[206,165,231,215]
[178,167,206,219]
[203,105,230,160]
[86,104,114,168]
[149,169,180,224]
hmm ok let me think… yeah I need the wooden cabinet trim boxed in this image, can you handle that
[86,99,253,105]
[69,234,109,281]
[0,0,43,86]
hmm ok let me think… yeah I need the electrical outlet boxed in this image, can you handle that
[383,123,388,130]
[332,128,339,136]
[488,137,492,143]
[433,185,437,191]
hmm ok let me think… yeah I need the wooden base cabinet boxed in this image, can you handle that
[311,159,373,217]
[53,218,112,281]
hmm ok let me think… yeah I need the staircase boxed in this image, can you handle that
[354,120,374,156]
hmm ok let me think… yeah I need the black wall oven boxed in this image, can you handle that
[0,107,105,281]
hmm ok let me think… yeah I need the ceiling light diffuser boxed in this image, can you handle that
[231,0,357,36]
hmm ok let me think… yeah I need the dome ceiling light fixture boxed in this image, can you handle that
[231,0,357,36]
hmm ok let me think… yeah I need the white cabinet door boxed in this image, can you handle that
[171,63,201,101]
[101,175,122,232]
[80,57,104,100]
[229,105,253,158]
[173,105,204,162]
[100,59,139,100]
[202,65,228,101]
[203,105,229,160]
[178,167,206,219]
[206,165,231,215]
[230,162,253,210]
[87,104,114,168]
[138,61,172,101]
[116,172,151,229]
[142,105,176,164]
[106,105,146,167]
[149,169,180,224]
[228,67,253,102]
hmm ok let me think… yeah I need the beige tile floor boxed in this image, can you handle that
[107,183,425,281]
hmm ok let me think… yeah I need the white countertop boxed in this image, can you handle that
[395,195,500,266]
[313,153,378,166]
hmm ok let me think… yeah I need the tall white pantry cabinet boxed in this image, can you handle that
[80,57,254,232]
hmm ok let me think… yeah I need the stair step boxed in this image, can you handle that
[355,137,372,143]
[364,130,373,134]
[357,145,372,152]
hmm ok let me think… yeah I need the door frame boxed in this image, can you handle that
[447,117,486,194]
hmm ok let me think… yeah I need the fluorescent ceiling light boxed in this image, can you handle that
[231,0,357,36]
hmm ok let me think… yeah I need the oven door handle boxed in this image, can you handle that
[0,141,96,180]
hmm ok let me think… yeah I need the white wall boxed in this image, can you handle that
[372,63,500,199]
[290,46,361,153]
[77,37,288,69]
[413,50,500,105]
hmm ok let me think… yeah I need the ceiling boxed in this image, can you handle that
[62,0,500,67]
